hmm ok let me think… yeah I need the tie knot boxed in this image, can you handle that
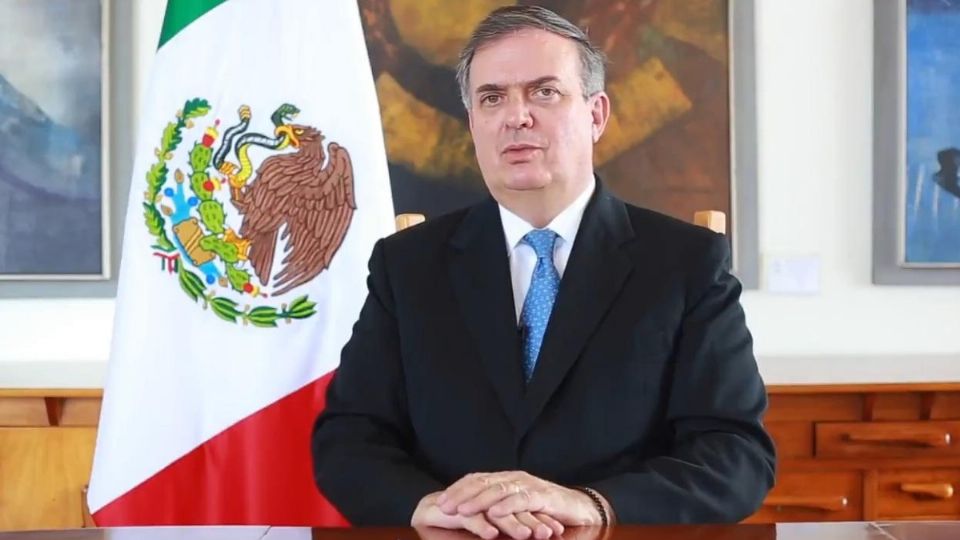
[521,229,559,260]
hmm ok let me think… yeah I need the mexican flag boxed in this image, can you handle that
[88,0,395,525]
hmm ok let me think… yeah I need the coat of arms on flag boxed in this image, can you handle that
[143,99,356,327]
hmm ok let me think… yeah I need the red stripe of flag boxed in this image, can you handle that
[92,372,349,526]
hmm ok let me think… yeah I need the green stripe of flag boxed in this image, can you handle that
[158,0,229,49]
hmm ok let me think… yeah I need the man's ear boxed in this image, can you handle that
[589,91,610,143]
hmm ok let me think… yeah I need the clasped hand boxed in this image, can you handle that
[411,471,603,539]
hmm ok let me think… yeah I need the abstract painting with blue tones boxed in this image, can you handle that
[905,0,960,265]
[0,0,105,277]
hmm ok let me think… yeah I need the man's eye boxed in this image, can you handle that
[481,94,502,105]
[536,88,558,98]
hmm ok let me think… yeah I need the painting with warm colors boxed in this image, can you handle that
[904,0,960,265]
[359,0,731,229]
[0,0,105,277]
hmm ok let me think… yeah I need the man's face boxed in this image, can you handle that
[467,29,608,202]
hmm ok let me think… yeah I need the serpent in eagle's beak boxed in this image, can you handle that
[275,125,302,149]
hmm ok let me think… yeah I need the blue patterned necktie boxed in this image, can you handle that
[519,229,561,382]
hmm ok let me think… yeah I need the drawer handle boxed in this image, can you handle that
[843,431,952,448]
[900,483,955,500]
[764,495,849,512]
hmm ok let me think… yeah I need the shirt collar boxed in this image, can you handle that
[499,178,596,251]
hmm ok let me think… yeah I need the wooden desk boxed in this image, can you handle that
[3,383,960,529]
[0,523,958,540]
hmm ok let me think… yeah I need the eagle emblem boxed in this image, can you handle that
[143,98,356,327]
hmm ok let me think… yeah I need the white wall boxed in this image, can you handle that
[743,0,960,356]
[1,0,958,386]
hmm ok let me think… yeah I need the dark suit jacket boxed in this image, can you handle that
[312,183,776,525]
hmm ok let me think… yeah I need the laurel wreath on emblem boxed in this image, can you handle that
[142,98,357,327]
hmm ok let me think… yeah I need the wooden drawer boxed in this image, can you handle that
[816,421,958,458]
[766,421,813,458]
[0,398,49,426]
[874,469,960,519]
[744,472,861,523]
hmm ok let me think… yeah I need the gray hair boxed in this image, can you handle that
[455,5,607,109]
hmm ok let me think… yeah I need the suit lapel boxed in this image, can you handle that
[516,185,635,438]
[447,199,525,432]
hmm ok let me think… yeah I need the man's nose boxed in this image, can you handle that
[504,97,533,130]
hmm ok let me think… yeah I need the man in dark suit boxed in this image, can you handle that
[312,5,775,538]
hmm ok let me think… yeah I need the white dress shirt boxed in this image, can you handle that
[498,180,596,323]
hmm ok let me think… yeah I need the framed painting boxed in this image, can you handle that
[358,0,759,288]
[874,0,960,284]
[0,0,109,280]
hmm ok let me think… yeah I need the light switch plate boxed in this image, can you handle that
[764,255,821,294]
